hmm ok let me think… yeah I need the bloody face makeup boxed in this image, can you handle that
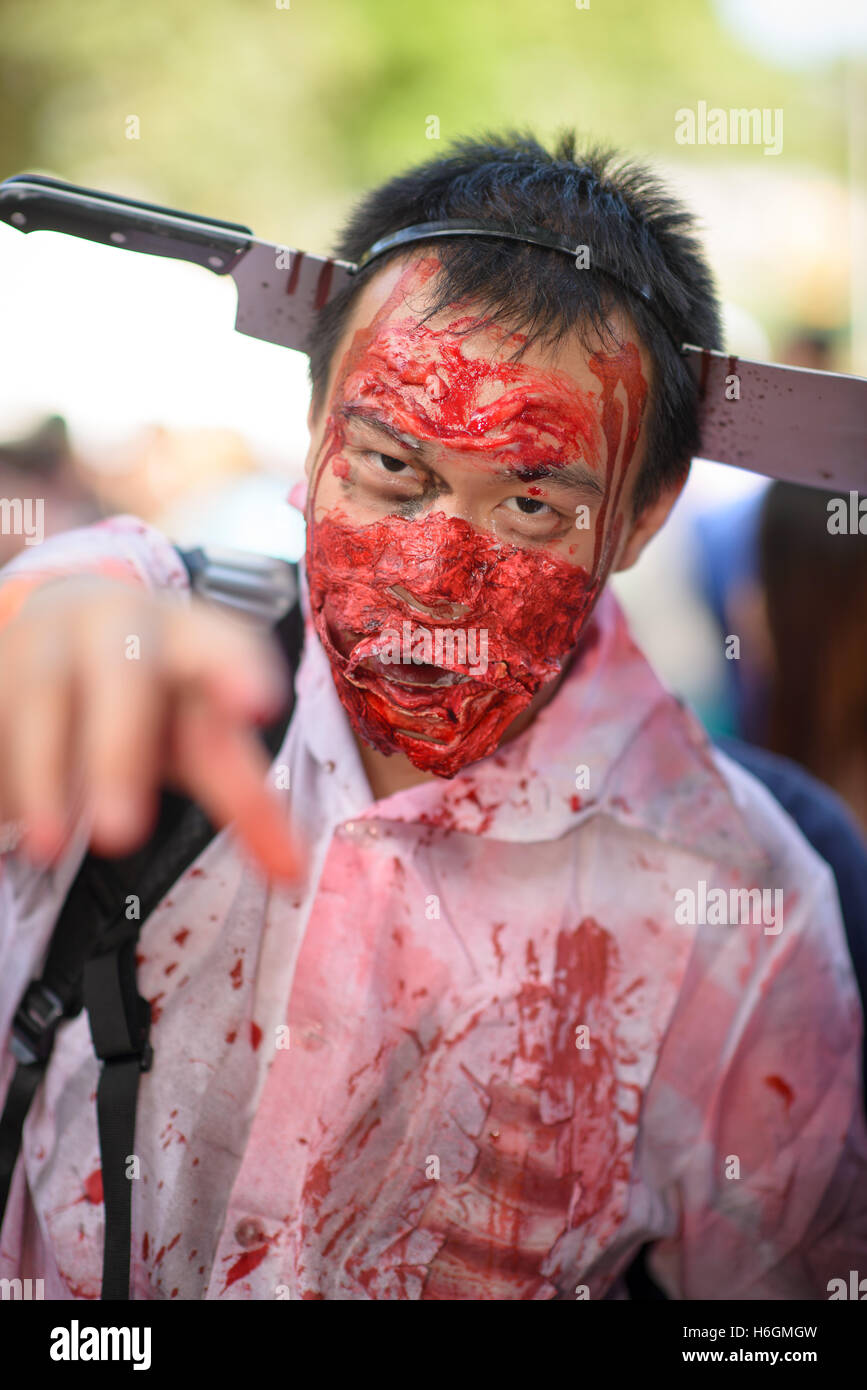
[304,256,649,778]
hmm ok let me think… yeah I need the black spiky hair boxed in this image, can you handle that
[305,130,723,515]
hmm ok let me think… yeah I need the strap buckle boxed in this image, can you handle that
[10,981,65,1065]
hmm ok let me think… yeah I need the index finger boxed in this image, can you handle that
[168,689,302,883]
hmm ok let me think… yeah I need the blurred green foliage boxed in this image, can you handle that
[0,0,849,249]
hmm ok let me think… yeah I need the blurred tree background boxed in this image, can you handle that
[0,0,864,361]
[0,0,855,238]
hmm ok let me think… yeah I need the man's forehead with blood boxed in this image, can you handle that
[305,256,651,572]
[301,255,652,777]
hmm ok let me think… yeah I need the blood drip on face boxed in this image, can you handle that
[305,259,647,778]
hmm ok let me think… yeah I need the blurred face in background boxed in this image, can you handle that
[303,253,680,777]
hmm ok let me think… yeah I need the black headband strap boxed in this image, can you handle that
[351,219,684,351]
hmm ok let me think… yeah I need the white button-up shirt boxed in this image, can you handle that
[1,514,865,1300]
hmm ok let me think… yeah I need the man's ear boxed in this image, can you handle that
[612,465,689,574]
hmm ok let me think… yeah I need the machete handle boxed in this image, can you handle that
[0,172,253,275]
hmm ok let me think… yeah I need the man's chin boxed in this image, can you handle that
[335,668,528,778]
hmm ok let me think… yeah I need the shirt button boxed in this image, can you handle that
[234,1217,265,1248]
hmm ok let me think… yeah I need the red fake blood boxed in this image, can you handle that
[173,928,190,946]
[419,917,622,1300]
[142,1234,149,1261]
[765,1074,794,1111]
[82,1169,103,1204]
[587,344,648,576]
[287,250,303,295]
[230,959,243,990]
[250,1021,263,1050]
[314,261,334,311]
[222,1244,270,1292]
[491,922,506,973]
[307,510,596,777]
[304,257,647,778]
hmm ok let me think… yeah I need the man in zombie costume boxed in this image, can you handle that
[0,134,865,1300]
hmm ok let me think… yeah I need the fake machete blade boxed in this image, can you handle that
[1,174,863,491]
[683,344,867,491]
[231,239,353,352]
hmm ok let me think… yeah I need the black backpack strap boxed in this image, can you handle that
[0,547,306,1299]
[0,844,133,1225]
[82,793,218,1298]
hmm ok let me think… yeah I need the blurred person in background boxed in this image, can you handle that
[690,329,843,745]
[0,415,100,568]
[758,481,867,838]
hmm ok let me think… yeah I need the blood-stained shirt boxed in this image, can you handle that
[0,513,865,1301]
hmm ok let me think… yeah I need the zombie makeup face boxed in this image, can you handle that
[303,255,653,778]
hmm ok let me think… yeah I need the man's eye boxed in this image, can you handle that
[373,452,409,473]
[506,496,552,515]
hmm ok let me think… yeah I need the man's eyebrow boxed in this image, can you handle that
[496,461,606,498]
[340,405,604,496]
[340,405,423,451]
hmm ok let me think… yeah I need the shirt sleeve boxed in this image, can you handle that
[643,759,867,1300]
[0,513,190,631]
[0,515,191,1101]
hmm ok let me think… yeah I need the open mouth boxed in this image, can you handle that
[329,621,478,689]
[359,653,472,688]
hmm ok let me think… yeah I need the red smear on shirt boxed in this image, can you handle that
[83,1169,103,1204]
[230,960,243,989]
[421,917,621,1298]
[765,1074,794,1111]
[250,1021,263,1050]
[222,1244,270,1292]
[491,922,506,973]
[142,1233,149,1261]
[148,993,165,1024]
[173,928,191,946]
[226,1030,237,1045]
